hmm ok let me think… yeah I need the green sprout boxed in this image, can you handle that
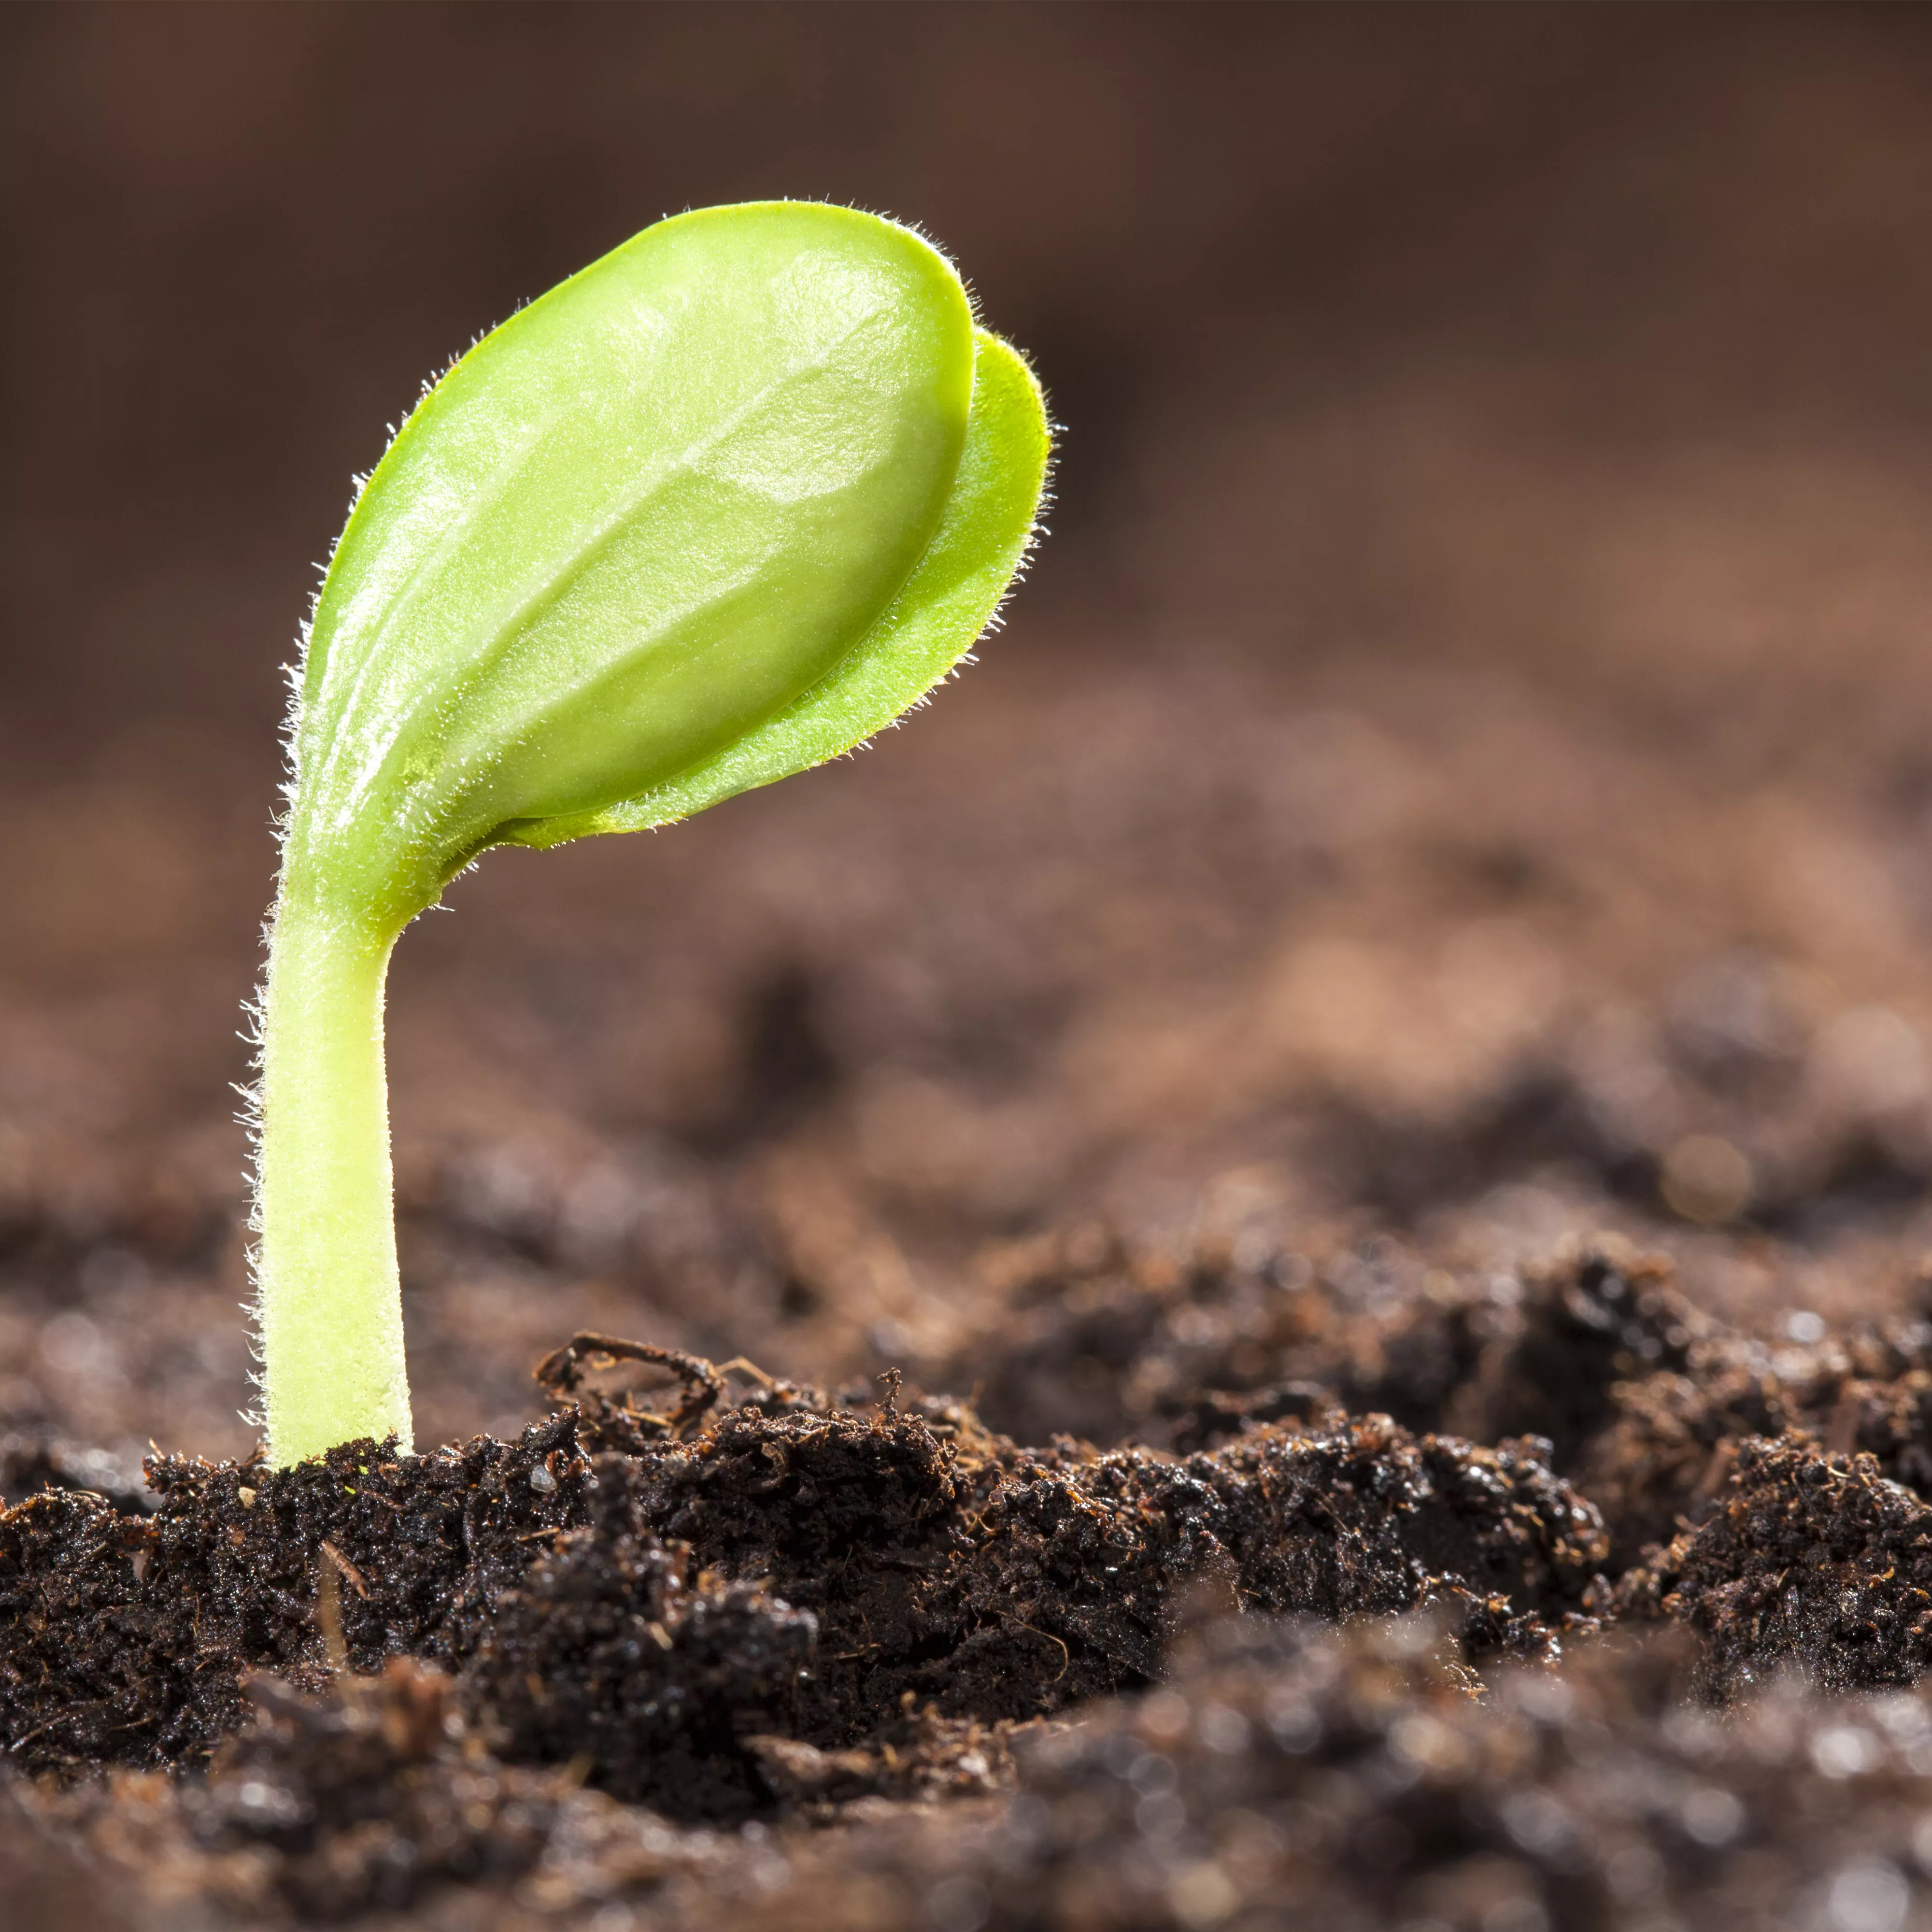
[251,201,1050,1466]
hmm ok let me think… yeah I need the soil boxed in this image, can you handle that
[15,1264,1932,1930]
[21,9,1932,1928]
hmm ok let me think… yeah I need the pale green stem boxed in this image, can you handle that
[255,880,414,1465]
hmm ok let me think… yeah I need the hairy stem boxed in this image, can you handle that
[255,881,413,1465]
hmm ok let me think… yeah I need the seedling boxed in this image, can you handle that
[251,202,1050,1465]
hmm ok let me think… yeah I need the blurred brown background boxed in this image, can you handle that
[8,4,1932,1466]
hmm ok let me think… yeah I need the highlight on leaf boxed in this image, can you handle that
[249,200,1051,1466]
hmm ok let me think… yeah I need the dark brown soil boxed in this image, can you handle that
[1,1341,1601,1795]
[19,1274,1932,1925]
[671,1616,1932,1932]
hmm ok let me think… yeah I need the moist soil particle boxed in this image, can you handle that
[1610,1438,1932,1702]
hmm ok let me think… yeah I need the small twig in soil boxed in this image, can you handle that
[1004,1617,1072,1683]
[313,1555,349,1673]
[713,1355,778,1389]
[320,1539,370,1599]
[532,1334,724,1437]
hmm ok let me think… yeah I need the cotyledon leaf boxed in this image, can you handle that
[519,326,1049,845]
[285,199,1046,929]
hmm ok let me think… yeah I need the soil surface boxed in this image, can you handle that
[17,1265,1932,1930]
[17,8,1932,1928]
